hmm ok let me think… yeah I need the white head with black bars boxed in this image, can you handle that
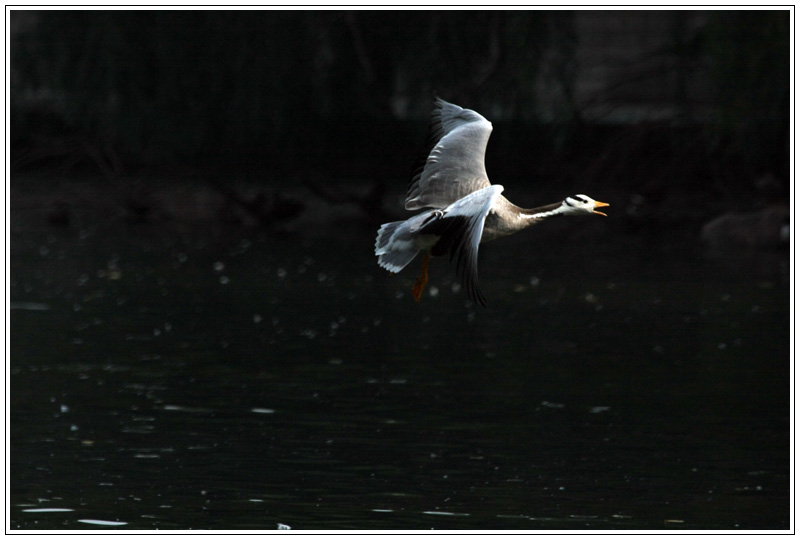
[562,194,610,216]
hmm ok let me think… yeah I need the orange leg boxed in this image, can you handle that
[411,251,431,302]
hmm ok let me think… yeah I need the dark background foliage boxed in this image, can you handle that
[9,9,790,230]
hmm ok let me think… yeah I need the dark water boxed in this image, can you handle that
[10,213,790,530]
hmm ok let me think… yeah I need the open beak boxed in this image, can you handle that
[593,201,609,217]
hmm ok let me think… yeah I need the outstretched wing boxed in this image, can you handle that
[417,185,504,306]
[405,98,493,211]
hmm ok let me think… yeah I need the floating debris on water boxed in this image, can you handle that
[22,508,74,513]
[77,519,128,526]
[300,328,317,339]
[106,261,122,280]
[10,302,50,311]
[277,523,291,530]
[589,406,610,414]
[541,401,565,409]
[251,408,276,414]
[163,404,213,413]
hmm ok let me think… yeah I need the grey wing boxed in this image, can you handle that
[405,98,494,211]
[418,185,504,306]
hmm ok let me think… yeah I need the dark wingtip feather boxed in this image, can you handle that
[457,244,487,308]
[408,98,447,197]
[422,213,488,307]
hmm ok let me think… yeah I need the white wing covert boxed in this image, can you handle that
[416,185,503,306]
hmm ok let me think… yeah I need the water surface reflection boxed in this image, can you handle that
[10,219,789,530]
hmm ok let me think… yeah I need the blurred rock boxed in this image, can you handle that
[701,205,789,250]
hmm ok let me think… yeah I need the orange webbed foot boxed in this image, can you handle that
[412,274,428,302]
[411,252,431,303]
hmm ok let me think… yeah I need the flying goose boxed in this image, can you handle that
[375,98,609,306]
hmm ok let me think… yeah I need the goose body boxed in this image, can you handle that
[375,98,609,306]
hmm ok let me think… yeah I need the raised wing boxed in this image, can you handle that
[405,98,493,211]
[417,185,504,306]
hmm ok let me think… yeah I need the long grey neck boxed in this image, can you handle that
[483,197,567,242]
[518,201,566,220]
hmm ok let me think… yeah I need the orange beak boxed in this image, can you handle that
[593,201,609,217]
